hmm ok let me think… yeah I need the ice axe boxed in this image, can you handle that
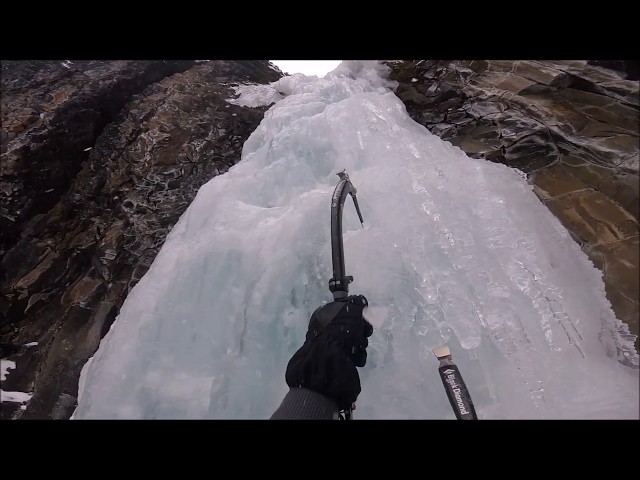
[328,170,364,420]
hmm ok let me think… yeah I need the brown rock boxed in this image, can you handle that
[477,71,536,95]
[584,237,640,350]
[559,88,638,133]
[561,155,639,220]
[531,164,588,199]
[543,190,638,246]
[513,61,571,87]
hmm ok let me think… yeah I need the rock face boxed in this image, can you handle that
[0,60,282,419]
[1,60,198,254]
[386,60,639,351]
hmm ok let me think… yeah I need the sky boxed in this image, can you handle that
[270,60,342,77]
[70,61,639,419]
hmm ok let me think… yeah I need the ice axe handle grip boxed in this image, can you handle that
[438,364,478,420]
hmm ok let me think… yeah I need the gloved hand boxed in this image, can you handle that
[285,294,374,411]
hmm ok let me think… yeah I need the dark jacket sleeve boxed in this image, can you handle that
[270,387,339,420]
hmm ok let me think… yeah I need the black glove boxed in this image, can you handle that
[285,294,374,411]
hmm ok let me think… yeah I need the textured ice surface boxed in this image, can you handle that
[74,61,638,419]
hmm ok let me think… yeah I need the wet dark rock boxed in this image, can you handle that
[1,60,198,255]
[588,60,639,82]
